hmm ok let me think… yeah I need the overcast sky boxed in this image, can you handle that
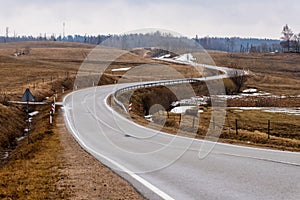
[1,0,299,39]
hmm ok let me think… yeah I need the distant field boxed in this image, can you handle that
[210,52,300,95]
[0,41,94,97]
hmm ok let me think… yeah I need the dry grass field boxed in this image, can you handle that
[211,52,300,95]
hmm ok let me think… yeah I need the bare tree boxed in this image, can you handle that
[23,46,31,55]
[291,34,300,53]
[228,70,248,94]
[280,24,294,52]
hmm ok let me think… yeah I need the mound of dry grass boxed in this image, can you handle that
[0,104,24,153]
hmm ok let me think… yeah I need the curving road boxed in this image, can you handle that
[63,56,299,199]
[63,81,300,199]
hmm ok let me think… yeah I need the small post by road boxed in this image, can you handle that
[235,119,238,135]
[267,120,270,139]
[26,101,30,144]
[227,118,231,134]
[50,111,53,124]
[192,116,195,129]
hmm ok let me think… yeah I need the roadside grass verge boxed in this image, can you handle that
[0,104,64,199]
[126,106,300,151]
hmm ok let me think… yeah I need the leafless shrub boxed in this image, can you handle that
[228,70,248,93]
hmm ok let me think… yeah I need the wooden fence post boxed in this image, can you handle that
[268,120,270,139]
[192,116,195,129]
[235,119,238,135]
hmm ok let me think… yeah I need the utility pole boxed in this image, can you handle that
[5,27,8,38]
[63,22,65,39]
[5,27,9,43]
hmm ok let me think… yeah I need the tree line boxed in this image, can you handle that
[0,26,298,53]
[0,34,110,45]
[193,36,281,53]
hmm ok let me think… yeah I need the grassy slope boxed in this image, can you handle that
[0,105,62,199]
[0,42,144,199]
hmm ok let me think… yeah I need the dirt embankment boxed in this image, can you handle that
[117,81,213,116]
[0,104,24,160]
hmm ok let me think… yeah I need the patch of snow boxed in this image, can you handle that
[171,101,180,107]
[262,108,300,116]
[233,110,244,113]
[145,115,153,122]
[212,95,242,100]
[111,67,131,72]
[229,107,300,116]
[2,152,9,159]
[157,54,171,59]
[24,128,30,132]
[174,53,196,63]
[172,96,209,106]
[16,136,25,142]
[29,111,39,117]
[229,107,264,111]
[242,88,257,93]
[240,92,271,97]
[171,106,197,114]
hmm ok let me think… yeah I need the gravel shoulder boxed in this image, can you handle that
[56,110,144,200]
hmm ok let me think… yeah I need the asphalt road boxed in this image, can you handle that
[63,84,300,200]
